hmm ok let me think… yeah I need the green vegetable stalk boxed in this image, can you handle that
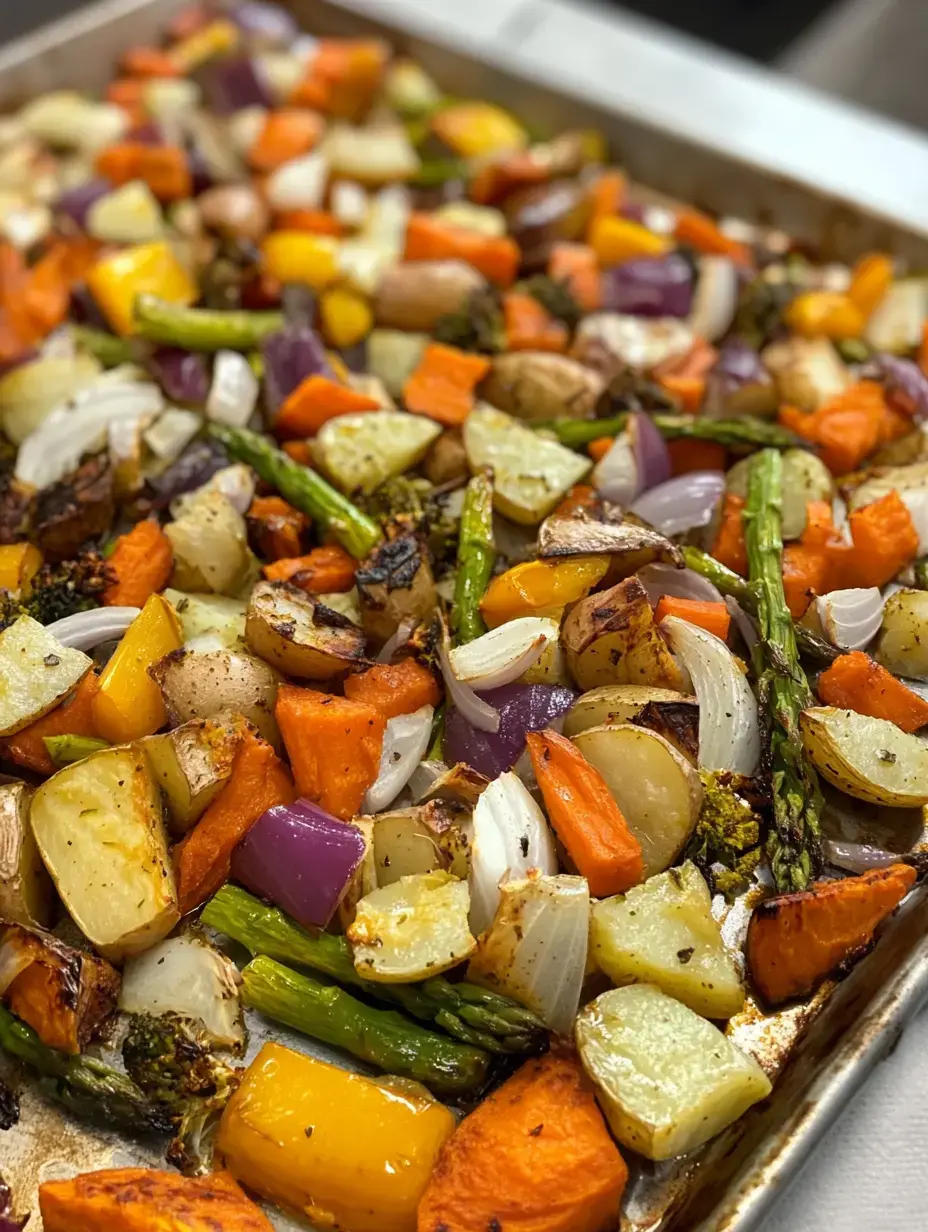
[134,295,284,351]
[202,886,544,1055]
[914,558,928,591]
[210,424,381,560]
[71,325,135,368]
[452,471,496,645]
[540,412,800,451]
[43,734,109,767]
[242,956,489,1096]
[744,449,824,892]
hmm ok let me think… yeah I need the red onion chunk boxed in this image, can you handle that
[56,178,112,229]
[704,340,775,416]
[631,470,726,536]
[233,1,299,44]
[147,439,230,508]
[445,684,575,780]
[148,346,211,406]
[874,353,928,421]
[601,254,694,318]
[232,798,366,929]
[631,410,671,492]
[205,56,274,114]
[262,323,334,413]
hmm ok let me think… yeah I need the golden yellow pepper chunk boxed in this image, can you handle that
[432,101,527,158]
[320,286,373,348]
[589,215,670,266]
[785,290,865,340]
[91,594,182,743]
[168,18,240,73]
[0,544,42,595]
[217,1042,455,1232]
[261,232,340,290]
[87,242,197,336]
[481,555,610,627]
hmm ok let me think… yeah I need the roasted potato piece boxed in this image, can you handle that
[1,921,119,1054]
[761,336,849,411]
[366,800,471,886]
[561,577,686,692]
[633,698,700,764]
[32,455,114,561]
[416,762,490,809]
[30,746,179,961]
[571,724,702,876]
[314,411,441,494]
[423,428,469,486]
[874,588,928,678]
[374,260,486,331]
[0,780,53,928]
[848,460,928,511]
[245,580,367,680]
[0,616,92,736]
[563,684,695,737]
[142,718,241,835]
[151,647,281,749]
[726,448,833,541]
[164,588,247,648]
[576,985,771,1160]
[166,488,254,597]
[480,352,603,422]
[800,706,928,806]
[356,533,436,647]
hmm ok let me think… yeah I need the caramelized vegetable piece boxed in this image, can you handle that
[817,651,928,733]
[263,544,357,592]
[846,491,919,589]
[653,596,731,641]
[344,658,441,719]
[2,671,101,776]
[746,864,916,1005]
[480,556,609,627]
[417,1049,628,1232]
[92,594,183,743]
[712,492,748,576]
[103,519,173,608]
[405,214,519,287]
[246,494,309,561]
[403,342,491,427]
[276,374,380,438]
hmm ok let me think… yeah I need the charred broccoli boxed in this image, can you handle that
[433,287,504,354]
[688,771,766,899]
[521,275,582,329]
[0,549,112,633]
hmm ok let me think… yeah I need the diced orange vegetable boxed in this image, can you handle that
[263,544,357,593]
[121,46,181,77]
[95,143,192,202]
[654,596,731,641]
[746,864,916,1005]
[551,484,600,519]
[468,150,550,206]
[481,556,609,627]
[712,492,748,577]
[247,495,309,561]
[275,374,380,438]
[282,440,312,464]
[502,293,568,353]
[781,543,830,619]
[290,39,388,118]
[106,77,147,115]
[547,243,601,313]
[586,169,626,237]
[785,291,864,341]
[248,109,325,172]
[846,490,919,589]
[276,684,386,821]
[403,342,491,427]
[344,658,441,720]
[587,436,613,463]
[778,380,899,475]
[654,338,717,412]
[527,729,644,897]
[417,1049,628,1232]
[667,438,727,476]
[103,519,173,608]
[1,672,101,777]
[174,727,295,915]
[674,208,752,265]
[658,374,705,412]
[405,213,519,287]
[273,209,346,237]
[920,322,928,378]
[818,651,928,734]
[847,252,894,318]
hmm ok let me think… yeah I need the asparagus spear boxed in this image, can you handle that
[744,448,824,893]
[452,471,495,644]
[70,325,135,368]
[539,412,800,451]
[0,1003,172,1136]
[914,558,928,590]
[134,295,284,351]
[210,424,381,559]
[43,734,109,766]
[201,885,545,1054]
[682,546,839,665]
[242,956,489,1095]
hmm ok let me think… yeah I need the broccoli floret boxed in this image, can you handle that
[0,549,112,633]
[521,275,582,329]
[359,476,433,526]
[433,287,504,354]
[688,771,766,900]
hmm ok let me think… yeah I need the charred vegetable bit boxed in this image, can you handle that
[432,286,505,354]
[521,274,583,329]
[744,448,824,892]
[0,549,111,632]
[0,1080,18,1131]
[688,772,765,899]
[452,471,496,645]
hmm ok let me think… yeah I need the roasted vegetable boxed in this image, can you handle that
[0,616,91,736]
[875,588,928,679]
[688,771,765,897]
[245,579,366,679]
[355,531,436,647]
[0,779,53,928]
[315,411,441,495]
[452,471,495,645]
[150,647,281,749]
[563,683,696,740]
[800,706,928,806]
[480,352,602,421]
[32,456,115,562]
[92,593,182,743]
[142,718,241,834]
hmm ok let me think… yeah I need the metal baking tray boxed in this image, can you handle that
[4,1,928,1229]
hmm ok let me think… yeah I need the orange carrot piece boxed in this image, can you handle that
[667,438,727,476]
[1,672,100,776]
[547,243,601,312]
[404,213,520,287]
[290,39,387,118]
[95,143,192,202]
[103,519,173,608]
[343,658,441,720]
[654,596,731,640]
[468,150,550,206]
[248,109,325,172]
[402,342,491,427]
[746,864,916,1005]
[121,46,181,77]
[781,544,830,619]
[778,380,893,475]
[847,490,919,589]
[272,209,346,237]
[502,293,568,353]
[275,684,385,821]
[526,728,644,897]
[712,492,748,577]
[658,373,705,412]
[246,495,309,561]
[263,544,357,592]
[552,484,599,518]
[174,727,295,915]
[106,78,148,121]
[275,375,380,438]
[818,651,928,734]
[282,440,312,464]
[587,169,626,234]
[587,436,613,463]
[674,208,752,265]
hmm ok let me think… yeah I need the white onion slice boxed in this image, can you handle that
[331,179,368,229]
[631,471,726,537]
[661,613,760,775]
[688,256,738,342]
[206,349,259,427]
[449,618,552,691]
[199,464,256,516]
[46,606,140,651]
[725,595,758,651]
[376,617,416,664]
[439,633,499,735]
[363,704,434,813]
[0,933,34,996]
[813,587,884,651]
[592,429,638,505]
[901,489,928,555]
[143,408,201,463]
[265,150,328,211]
[822,839,903,875]
[638,562,725,607]
[468,771,558,935]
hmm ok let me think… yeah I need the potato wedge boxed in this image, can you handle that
[314,411,441,494]
[480,352,603,422]
[800,706,928,806]
[726,448,833,541]
[847,461,928,511]
[591,862,745,1018]
[164,588,246,648]
[356,533,436,647]
[142,717,241,835]
[151,646,280,748]
[245,580,367,680]
[537,513,682,574]
[367,801,470,886]
[166,488,253,596]
[874,589,928,678]
[30,746,179,960]
[576,984,771,1160]
[0,780,54,929]
[463,404,590,525]
[571,724,702,876]
[563,685,695,737]
[561,577,686,692]
[0,616,92,736]
[761,336,849,411]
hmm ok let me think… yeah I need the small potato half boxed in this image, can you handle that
[142,718,242,835]
[245,580,367,680]
[563,685,694,737]
[800,706,928,806]
[151,646,281,748]
[0,616,92,736]
[874,588,928,679]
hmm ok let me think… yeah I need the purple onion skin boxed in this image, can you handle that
[126,122,164,147]
[147,346,211,406]
[875,353,928,422]
[147,439,229,509]
[205,56,274,115]
[233,1,299,45]
[601,253,694,318]
[262,324,333,413]
[231,799,365,929]
[445,684,576,780]
[629,410,671,492]
[70,284,111,330]
[704,340,775,417]
[56,178,112,229]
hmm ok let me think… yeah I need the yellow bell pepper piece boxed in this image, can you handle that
[87,242,197,336]
[0,544,42,595]
[262,231,340,290]
[168,18,240,73]
[91,593,182,743]
[848,252,894,318]
[481,555,610,627]
[589,215,670,266]
[217,1042,455,1232]
[432,101,527,158]
[320,286,373,348]
[786,290,865,340]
